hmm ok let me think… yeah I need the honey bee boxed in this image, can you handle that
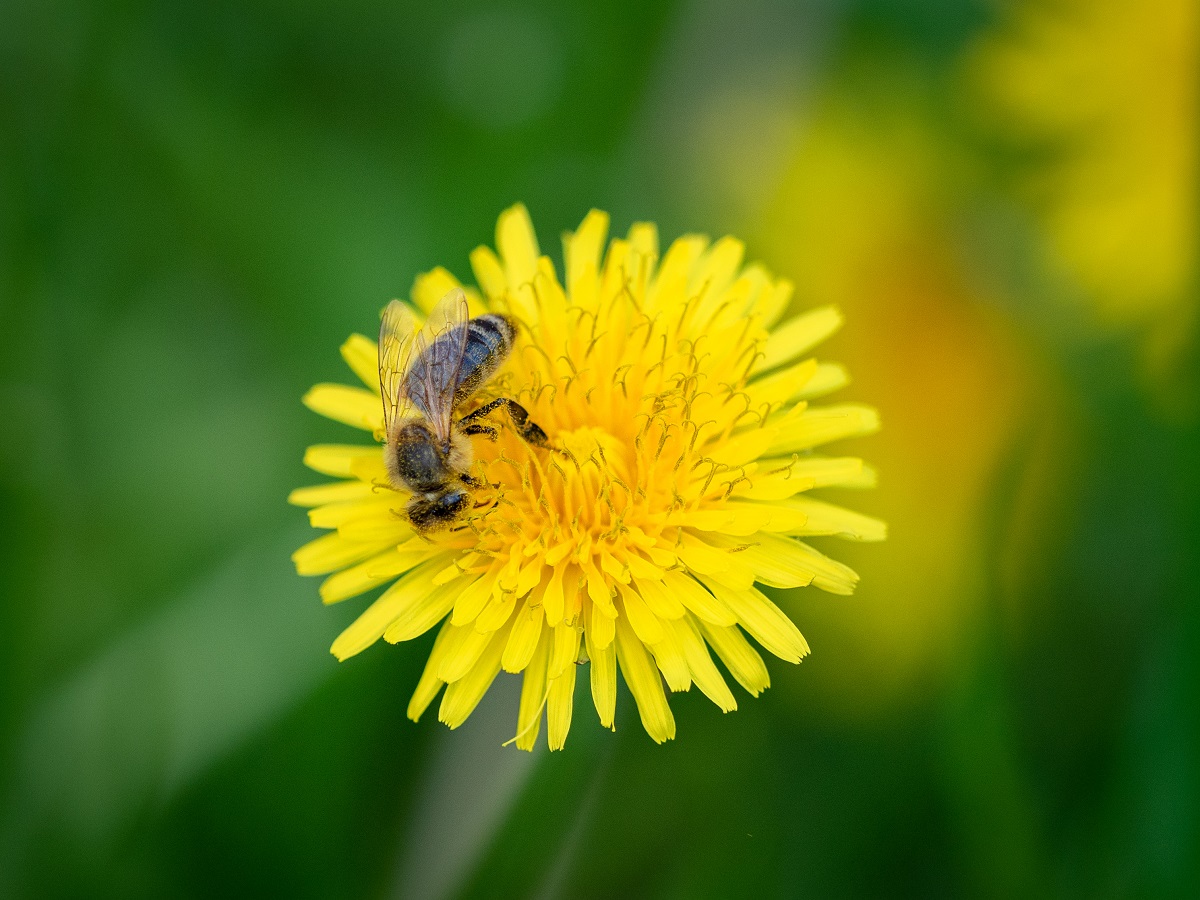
[378,287,547,531]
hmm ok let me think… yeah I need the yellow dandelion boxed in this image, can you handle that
[968,0,1198,389]
[290,204,883,749]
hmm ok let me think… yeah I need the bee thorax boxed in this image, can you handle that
[386,421,456,493]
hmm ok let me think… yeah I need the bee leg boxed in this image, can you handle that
[460,423,499,441]
[504,400,549,447]
[460,472,484,487]
[458,398,508,425]
[460,398,548,447]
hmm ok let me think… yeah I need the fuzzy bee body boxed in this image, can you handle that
[378,290,546,532]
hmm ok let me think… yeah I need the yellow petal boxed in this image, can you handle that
[549,623,581,679]
[411,266,462,314]
[433,555,475,586]
[648,622,691,692]
[307,496,395,530]
[599,548,630,583]
[660,570,737,626]
[671,503,776,536]
[469,245,507,301]
[700,578,810,663]
[740,533,860,594]
[756,277,794,328]
[768,403,880,455]
[740,456,874,495]
[754,306,843,374]
[674,531,729,576]
[339,334,379,391]
[383,575,460,644]
[437,624,495,683]
[586,623,617,729]
[627,221,659,263]
[795,362,849,399]
[745,358,819,409]
[616,582,664,645]
[791,540,862,594]
[302,383,383,433]
[712,426,778,469]
[496,202,540,290]
[711,266,772,330]
[724,534,814,590]
[614,616,676,744]
[310,498,400,534]
[546,665,576,751]
[502,603,545,673]
[626,222,659,297]
[330,559,445,661]
[588,595,616,649]
[648,234,708,313]
[439,625,509,729]
[303,443,381,478]
[319,546,420,605]
[288,480,375,508]
[623,551,664,582]
[679,531,757,590]
[514,557,544,598]
[598,238,631,308]
[564,209,609,309]
[292,531,392,577]
[688,236,745,314]
[633,575,686,620]
[450,567,500,626]
[335,508,413,544]
[583,561,616,617]
[475,589,517,633]
[355,537,437,580]
[697,620,771,696]
[514,630,549,751]
[669,617,736,712]
[722,500,810,534]
[407,618,454,721]
[497,549,522,592]
[772,496,887,541]
[541,564,567,626]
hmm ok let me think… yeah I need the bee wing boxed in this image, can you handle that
[379,299,420,439]
[408,287,471,444]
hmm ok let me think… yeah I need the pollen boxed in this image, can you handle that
[290,204,883,750]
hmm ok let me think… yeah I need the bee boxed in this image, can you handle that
[378,287,548,531]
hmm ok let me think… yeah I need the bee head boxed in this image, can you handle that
[407,487,470,531]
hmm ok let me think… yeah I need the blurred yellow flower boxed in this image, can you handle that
[969,0,1198,391]
[290,205,882,750]
[738,67,1064,719]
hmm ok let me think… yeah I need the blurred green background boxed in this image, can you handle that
[2,0,1197,896]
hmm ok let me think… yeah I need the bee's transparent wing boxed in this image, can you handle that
[379,299,420,439]
[408,287,471,444]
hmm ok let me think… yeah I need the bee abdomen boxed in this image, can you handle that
[456,314,516,399]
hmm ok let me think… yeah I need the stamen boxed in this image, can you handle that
[765,454,800,478]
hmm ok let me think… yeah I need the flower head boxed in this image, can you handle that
[969,0,1198,392]
[291,205,883,749]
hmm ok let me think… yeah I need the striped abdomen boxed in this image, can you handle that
[452,313,516,401]
[402,313,516,414]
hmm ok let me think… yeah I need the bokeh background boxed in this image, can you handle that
[2,0,1198,896]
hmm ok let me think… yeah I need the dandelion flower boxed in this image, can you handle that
[290,205,883,750]
[969,0,1198,385]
